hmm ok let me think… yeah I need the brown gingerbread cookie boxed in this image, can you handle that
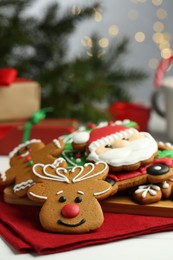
[108,157,173,196]
[27,161,113,233]
[132,180,173,205]
[0,138,65,198]
[132,166,173,204]
[133,184,162,204]
[158,141,173,151]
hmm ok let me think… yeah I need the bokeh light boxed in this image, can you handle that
[135,32,145,42]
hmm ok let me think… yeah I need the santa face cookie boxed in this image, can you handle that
[73,124,158,172]
[60,120,138,169]
[27,161,113,233]
[0,138,66,198]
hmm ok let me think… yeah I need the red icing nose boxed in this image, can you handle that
[61,204,80,218]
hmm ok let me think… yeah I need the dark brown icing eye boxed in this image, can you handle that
[122,137,129,141]
[59,196,66,203]
[105,144,112,148]
[25,145,30,150]
[147,164,169,176]
[75,196,82,203]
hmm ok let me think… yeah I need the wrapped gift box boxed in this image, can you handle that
[0,118,79,155]
[108,101,151,131]
[0,68,41,120]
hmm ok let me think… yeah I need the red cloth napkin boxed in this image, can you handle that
[1,194,173,255]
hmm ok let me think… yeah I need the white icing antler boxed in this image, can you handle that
[71,161,108,183]
[32,158,70,183]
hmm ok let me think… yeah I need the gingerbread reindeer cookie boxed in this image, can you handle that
[0,138,66,198]
[27,161,113,233]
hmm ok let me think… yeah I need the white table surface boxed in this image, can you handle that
[1,112,173,260]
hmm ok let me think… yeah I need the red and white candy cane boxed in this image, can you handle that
[154,55,173,88]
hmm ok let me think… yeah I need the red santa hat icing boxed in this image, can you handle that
[88,125,138,151]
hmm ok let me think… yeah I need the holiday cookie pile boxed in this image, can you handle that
[1,119,173,234]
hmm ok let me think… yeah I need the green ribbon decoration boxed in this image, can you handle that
[22,107,53,143]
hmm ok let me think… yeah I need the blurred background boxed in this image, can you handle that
[0,0,173,126]
[27,0,173,105]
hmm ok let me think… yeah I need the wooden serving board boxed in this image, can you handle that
[101,193,173,218]
[3,186,173,218]
[3,186,39,206]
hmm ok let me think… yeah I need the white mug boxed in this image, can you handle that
[152,77,173,142]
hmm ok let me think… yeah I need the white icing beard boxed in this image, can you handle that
[87,133,158,167]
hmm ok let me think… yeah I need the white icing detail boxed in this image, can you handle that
[94,187,111,196]
[114,120,122,125]
[162,181,170,189]
[29,191,47,200]
[13,179,35,192]
[96,122,108,128]
[158,141,164,145]
[166,142,173,148]
[87,131,158,167]
[97,120,131,128]
[60,134,71,144]
[19,151,30,157]
[62,150,78,167]
[72,131,90,144]
[32,161,70,183]
[56,190,63,195]
[52,157,65,166]
[158,141,173,149]
[9,139,41,158]
[71,161,108,183]
[78,191,84,195]
[0,171,6,182]
[154,165,162,171]
[135,184,160,198]
[122,119,130,124]
[53,139,61,148]
[61,127,87,144]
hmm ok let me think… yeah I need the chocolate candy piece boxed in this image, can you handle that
[105,177,116,186]
[147,164,169,176]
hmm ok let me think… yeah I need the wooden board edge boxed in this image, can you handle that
[101,195,173,218]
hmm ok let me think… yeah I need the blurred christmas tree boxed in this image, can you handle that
[0,0,147,123]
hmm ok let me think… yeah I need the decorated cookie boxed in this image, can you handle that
[133,184,162,204]
[27,160,113,233]
[0,138,66,198]
[60,120,138,169]
[132,176,173,204]
[157,141,173,159]
[70,123,158,172]
[108,157,173,195]
[87,126,158,172]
